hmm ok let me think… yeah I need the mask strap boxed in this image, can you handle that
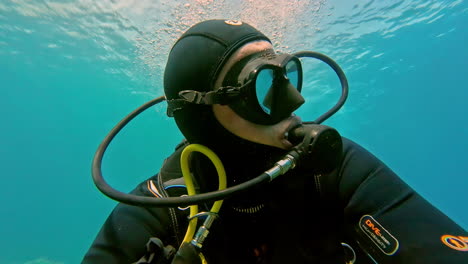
[166,85,247,117]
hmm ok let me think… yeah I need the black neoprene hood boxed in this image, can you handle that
[164,19,270,100]
[163,19,271,145]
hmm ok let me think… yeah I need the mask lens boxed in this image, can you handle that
[285,59,300,90]
[255,69,274,114]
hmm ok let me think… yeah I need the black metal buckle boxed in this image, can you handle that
[179,90,206,104]
[210,86,241,105]
[177,86,242,106]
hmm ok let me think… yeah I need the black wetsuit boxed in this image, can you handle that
[83,138,468,263]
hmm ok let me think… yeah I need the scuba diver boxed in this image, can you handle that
[83,19,468,264]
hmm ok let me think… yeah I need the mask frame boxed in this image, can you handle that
[167,52,305,125]
[224,52,305,125]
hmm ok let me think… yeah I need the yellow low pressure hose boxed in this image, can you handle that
[180,144,227,244]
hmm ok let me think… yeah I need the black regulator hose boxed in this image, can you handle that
[92,96,273,207]
[92,116,339,207]
[294,51,349,124]
[92,50,349,208]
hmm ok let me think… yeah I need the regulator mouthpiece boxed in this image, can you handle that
[287,124,343,173]
[287,125,307,145]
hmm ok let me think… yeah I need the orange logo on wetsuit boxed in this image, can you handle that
[359,215,399,255]
[441,235,468,251]
[365,219,382,236]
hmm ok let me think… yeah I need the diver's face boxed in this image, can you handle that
[212,41,302,150]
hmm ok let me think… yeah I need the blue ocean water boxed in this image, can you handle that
[0,0,467,263]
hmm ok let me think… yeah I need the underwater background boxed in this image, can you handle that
[1,0,467,263]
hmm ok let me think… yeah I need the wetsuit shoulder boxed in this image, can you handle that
[333,137,468,263]
[82,142,189,264]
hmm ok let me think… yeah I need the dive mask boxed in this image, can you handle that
[167,51,305,125]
